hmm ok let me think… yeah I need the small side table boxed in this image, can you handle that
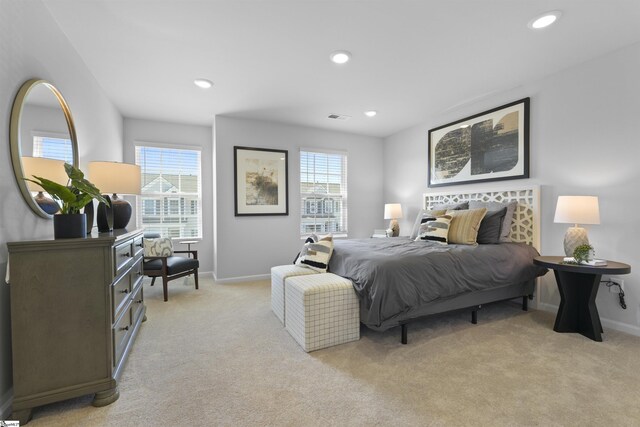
[179,240,199,258]
[533,256,631,341]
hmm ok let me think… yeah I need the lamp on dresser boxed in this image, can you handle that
[21,156,68,214]
[384,203,403,237]
[554,195,600,256]
[88,161,141,230]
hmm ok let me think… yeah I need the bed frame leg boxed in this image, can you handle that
[471,308,478,324]
[522,295,529,311]
[401,324,408,345]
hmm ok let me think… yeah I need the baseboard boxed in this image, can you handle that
[198,271,214,278]
[538,303,640,337]
[213,273,270,284]
[1,387,13,420]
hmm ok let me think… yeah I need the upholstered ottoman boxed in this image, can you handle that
[271,265,319,325]
[285,273,360,352]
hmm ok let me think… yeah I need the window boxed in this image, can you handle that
[300,149,347,236]
[33,133,74,163]
[135,145,202,238]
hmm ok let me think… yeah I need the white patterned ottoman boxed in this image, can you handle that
[285,273,360,352]
[271,265,319,325]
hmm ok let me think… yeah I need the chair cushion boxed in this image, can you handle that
[144,237,173,256]
[144,256,199,275]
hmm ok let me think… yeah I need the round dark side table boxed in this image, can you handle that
[533,256,631,342]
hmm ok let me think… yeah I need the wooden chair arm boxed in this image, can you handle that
[173,250,198,260]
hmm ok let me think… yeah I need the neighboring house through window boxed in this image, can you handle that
[135,144,202,238]
[300,149,348,237]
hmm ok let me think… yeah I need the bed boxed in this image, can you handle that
[328,186,548,343]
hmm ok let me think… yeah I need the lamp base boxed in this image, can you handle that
[388,219,399,237]
[563,226,589,257]
[34,192,60,215]
[111,194,133,229]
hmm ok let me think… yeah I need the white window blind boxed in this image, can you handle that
[33,134,73,163]
[300,149,348,236]
[135,145,202,238]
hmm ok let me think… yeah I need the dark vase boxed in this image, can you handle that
[97,195,114,232]
[53,213,87,239]
[84,201,95,235]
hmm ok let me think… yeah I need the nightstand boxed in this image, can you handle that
[533,256,631,341]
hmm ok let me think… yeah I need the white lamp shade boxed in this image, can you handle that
[21,157,68,192]
[384,203,403,220]
[554,196,600,225]
[88,161,141,195]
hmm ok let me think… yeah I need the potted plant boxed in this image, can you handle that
[25,163,110,238]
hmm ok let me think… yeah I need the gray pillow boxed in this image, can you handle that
[428,201,469,211]
[476,207,507,244]
[468,200,517,242]
[409,209,447,240]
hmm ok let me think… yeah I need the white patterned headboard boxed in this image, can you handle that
[423,186,540,249]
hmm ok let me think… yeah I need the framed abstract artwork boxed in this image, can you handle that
[234,146,289,216]
[428,98,530,188]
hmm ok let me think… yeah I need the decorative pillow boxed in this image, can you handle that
[446,208,487,245]
[476,207,507,244]
[468,200,517,242]
[293,234,318,264]
[409,209,447,240]
[295,234,334,272]
[415,215,452,244]
[144,237,173,257]
[428,201,468,211]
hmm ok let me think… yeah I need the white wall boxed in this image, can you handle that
[384,41,640,336]
[0,0,124,416]
[123,118,214,273]
[214,116,384,280]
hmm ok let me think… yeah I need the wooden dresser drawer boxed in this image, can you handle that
[112,270,132,318]
[113,307,133,365]
[133,235,144,258]
[114,241,134,277]
[131,284,145,323]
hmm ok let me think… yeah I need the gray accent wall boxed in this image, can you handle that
[213,116,384,281]
[383,41,640,336]
[123,118,214,273]
[0,0,124,416]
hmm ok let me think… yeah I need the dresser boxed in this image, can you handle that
[7,228,146,424]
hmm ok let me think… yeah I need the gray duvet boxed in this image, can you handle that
[328,238,547,331]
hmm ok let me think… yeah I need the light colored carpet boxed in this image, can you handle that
[25,277,640,426]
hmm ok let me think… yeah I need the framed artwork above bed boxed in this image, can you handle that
[428,98,530,188]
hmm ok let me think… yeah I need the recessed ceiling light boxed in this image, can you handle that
[194,78,213,89]
[330,50,351,64]
[364,110,377,117]
[528,11,562,29]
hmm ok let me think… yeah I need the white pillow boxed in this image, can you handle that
[144,237,173,257]
[295,234,334,272]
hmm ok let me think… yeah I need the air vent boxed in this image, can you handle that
[328,114,351,121]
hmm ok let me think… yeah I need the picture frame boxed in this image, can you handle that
[428,98,530,188]
[234,146,289,216]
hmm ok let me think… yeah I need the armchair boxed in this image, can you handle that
[143,236,199,301]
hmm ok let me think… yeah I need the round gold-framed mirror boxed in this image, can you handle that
[9,79,79,219]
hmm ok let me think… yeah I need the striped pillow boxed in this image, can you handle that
[295,234,334,272]
[415,215,452,244]
[446,208,488,245]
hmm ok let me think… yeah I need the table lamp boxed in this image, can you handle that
[384,203,403,237]
[21,156,68,215]
[553,195,600,256]
[88,161,141,230]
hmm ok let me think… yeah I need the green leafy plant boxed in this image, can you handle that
[573,244,594,264]
[25,163,110,214]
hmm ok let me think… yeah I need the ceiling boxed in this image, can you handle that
[42,0,640,138]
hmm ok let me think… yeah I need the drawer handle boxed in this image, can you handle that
[120,289,129,294]
[119,326,129,332]
[121,252,131,258]
[136,243,143,248]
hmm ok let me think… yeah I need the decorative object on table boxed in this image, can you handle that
[9,79,79,220]
[88,161,141,230]
[20,156,68,215]
[384,203,403,237]
[24,163,109,239]
[234,146,288,216]
[553,195,600,256]
[563,244,606,266]
[428,98,530,188]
